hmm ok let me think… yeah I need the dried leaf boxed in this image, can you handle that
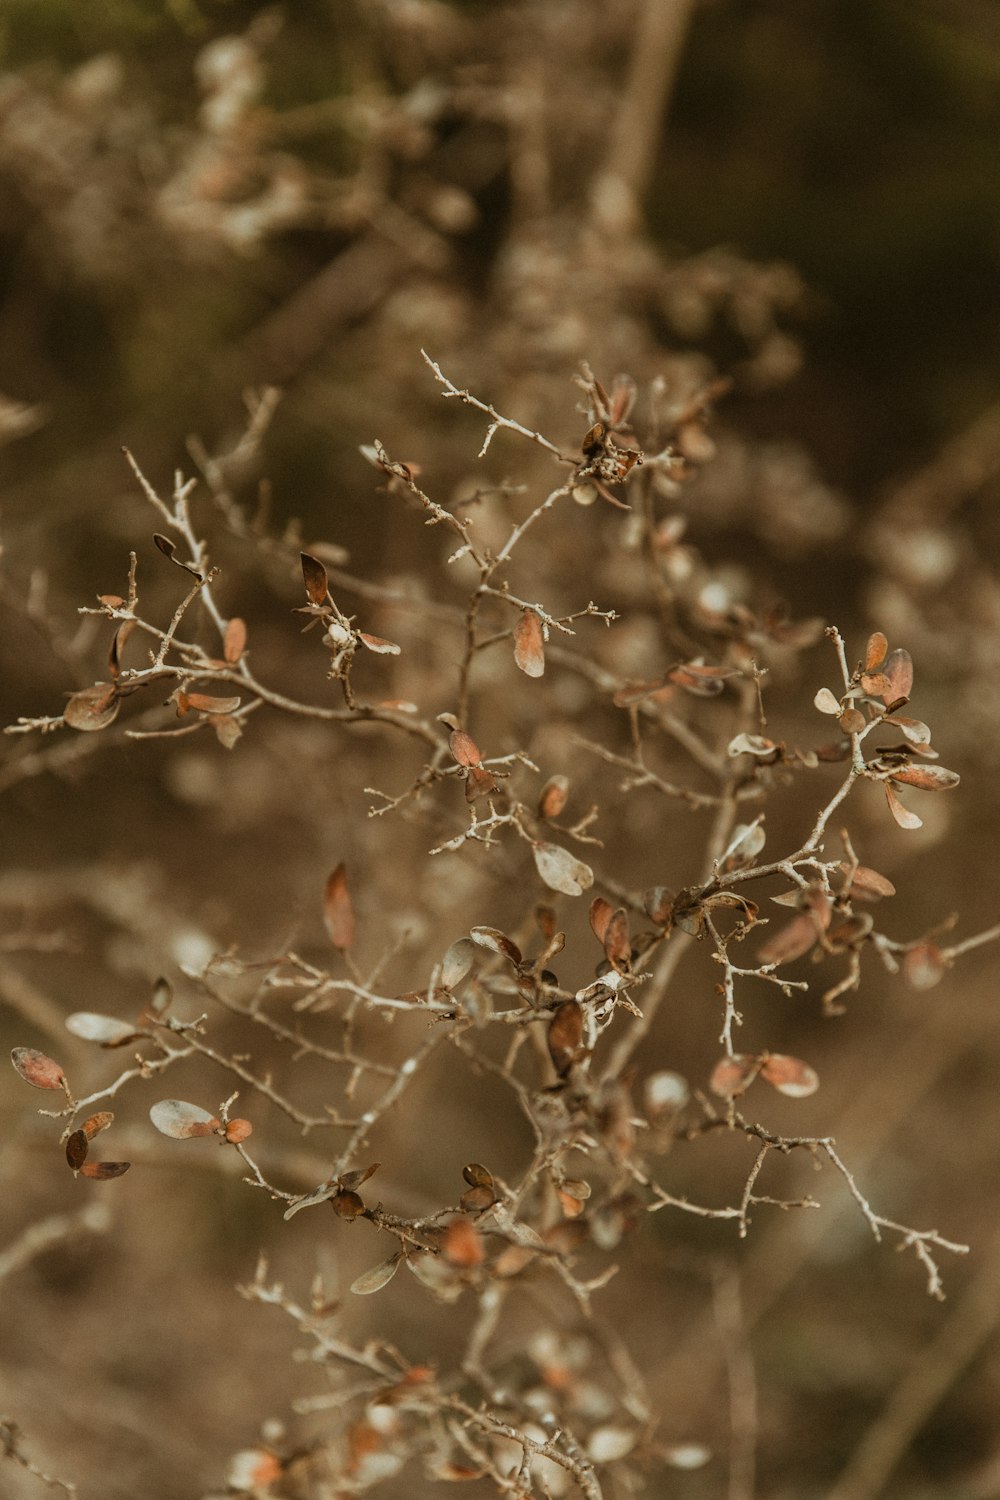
[108,620,134,680]
[884,783,923,830]
[903,942,946,990]
[331,1189,366,1219]
[838,708,866,735]
[465,766,499,802]
[865,631,888,671]
[449,728,482,766]
[440,938,476,989]
[183,693,242,715]
[883,713,931,746]
[213,715,243,749]
[538,775,569,820]
[669,662,730,696]
[589,896,614,945]
[152,533,176,560]
[65,1130,89,1171]
[533,842,594,897]
[225,1118,253,1143]
[883,647,914,701]
[64,683,120,732]
[760,1052,819,1098]
[300,551,329,605]
[709,1054,761,1099]
[11,1047,67,1091]
[643,886,675,926]
[65,1012,146,1047]
[350,1254,402,1295]
[757,913,819,966]
[470,926,522,965]
[513,609,545,678]
[603,908,631,971]
[223,617,247,663]
[82,1111,114,1139]
[79,1161,130,1179]
[323,863,357,951]
[443,1217,486,1267]
[547,1000,584,1077]
[462,1162,495,1190]
[890,764,960,792]
[813,687,841,715]
[845,865,896,901]
[149,1099,219,1138]
[359,632,401,655]
[728,733,778,759]
[338,1163,381,1191]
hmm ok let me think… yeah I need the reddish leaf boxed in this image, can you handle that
[903,942,947,990]
[513,609,545,678]
[644,886,675,926]
[760,1052,820,1097]
[108,620,135,680]
[533,842,594,896]
[709,1054,760,1099]
[64,683,120,732]
[149,1099,219,1138]
[449,728,482,767]
[890,764,960,792]
[883,648,914,701]
[538,775,569,820]
[66,1130,89,1171]
[300,551,329,605]
[11,1047,67,1091]
[82,1111,114,1139]
[669,662,731,696]
[884,783,923,830]
[323,863,357,951]
[757,913,820,966]
[182,693,242,716]
[603,908,632,970]
[846,865,897,901]
[547,1000,584,1077]
[589,896,614,945]
[864,631,888,671]
[80,1161,130,1179]
[465,766,499,802]
[359,632,401,655]
[443,1218,486,1267]
[223,617,247,663]
[227,1451,283,1491]
[225,1118,253,1143]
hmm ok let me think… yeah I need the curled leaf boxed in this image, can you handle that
[547,1000,584,1077]
[589,896,614,945]
[64,683,120,732]
[470,926,522,965]
[903,942,946,990]
[300,551,329,605]
[533,842,594,897]
[538,775,569,820]
[884,783,923,830]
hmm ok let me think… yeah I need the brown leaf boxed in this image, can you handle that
[443,1218,485,1267]
[513,609,545,678]
[760,1052,819,1098]
[547,1000,584,1077]
[82,1111,114,1139]
[903,942,947,990]
[331,1189,366,1219]
[300,551,329,605]
[449,728,482,767]
[183,693,242,716]
[108,620,135,680]
[589,896,614,945]
[709,1054,761,1099]
[470,926,522,965]
[846,865,897,901]
[890,764,960,792]
[838,708,866,735]
[669,662,730,696]
[223,617,247,663]
[538,775,569,820]
[884,783,923,830]
[152,533,176,560]
[80,1161,130,1179]
[603,908,632,971]
[323,863,357,951]
[359,632,401,655]
[757,913,820,966]
[465,766,499,802]
[532,842,594,896]
[149,1099,219,1138]
[11,1047,67,1091]
[213,715,243,750]
[225,1118,253,1143]
[865,631,888,671]
[883,647,914,701]
[66,1130,89,1171]
[644,886,675,926]
[64,683,120,732]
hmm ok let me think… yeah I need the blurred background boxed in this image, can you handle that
[2,2,1000,1497]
